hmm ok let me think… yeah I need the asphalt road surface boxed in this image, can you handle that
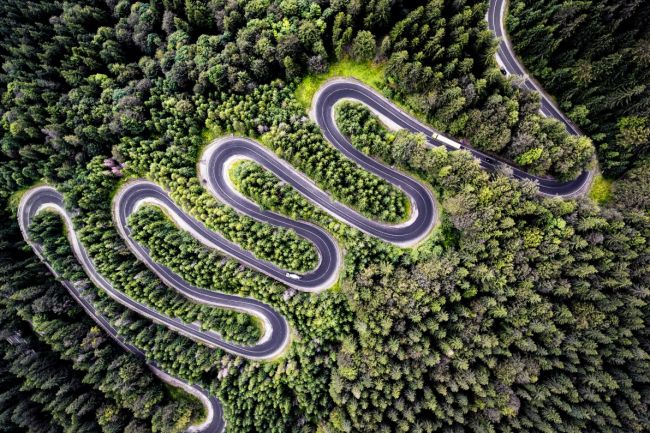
[18,187,225,433]
[486,0,593,196]
[487,0,581,135]
[17,4,593,428]
[316,78,592,197]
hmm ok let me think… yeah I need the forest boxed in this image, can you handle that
[508,0,649,178]
[0,1,648,433]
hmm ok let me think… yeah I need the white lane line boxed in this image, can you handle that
[17,186,222,433]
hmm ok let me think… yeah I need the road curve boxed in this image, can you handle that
[21,186,290,360]
[202,136,437,247]
[118,180,339,294]
[17,94,442,431]
[487,0,581,135]
[17,186,225,433]
[314,78,592,197]
[16,23,594,428]
[486,0,594,196]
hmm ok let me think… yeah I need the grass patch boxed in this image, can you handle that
[295,59,386,109]
[296,58,433,137]
[227,159,244,186]
[589,174,612,204]
[201,124,224,144]
[9,182,46,213]
[163,383,206,424]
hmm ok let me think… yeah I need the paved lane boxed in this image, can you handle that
[486,0,593,196]
[18,187,225,433]
[16,18,594,426]
[314,78,592,197]
[487,0,581,135]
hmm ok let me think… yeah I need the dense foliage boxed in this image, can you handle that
[326,104,650,433]
[508,0,650,177]
[234,104,650,432]
[0,216,204,433]
[373,0,594,179]
[0,0,647,432]
[610,157,650,214]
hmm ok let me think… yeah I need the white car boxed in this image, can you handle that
[285,272,301,280]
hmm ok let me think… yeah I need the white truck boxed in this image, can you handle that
[431,132,462,149]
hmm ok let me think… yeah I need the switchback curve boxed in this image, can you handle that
[313,78,593,197]
[18,187,225,433]
[486,0,594,196]
[17,18,593,428]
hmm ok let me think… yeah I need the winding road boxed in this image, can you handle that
[315,79,592,197]
[17,94,439,432]
[486,0,593,196]
[17,187,223,433]
[17,2,592,430]
[487,0,581,135]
